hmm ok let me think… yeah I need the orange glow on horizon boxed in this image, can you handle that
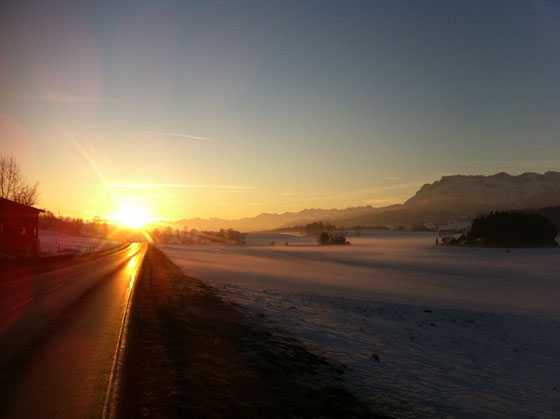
[112,203,152,229]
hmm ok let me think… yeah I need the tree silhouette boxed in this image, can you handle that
[305,222,336,236]
[0,154,39,205]
[470,211,558,246]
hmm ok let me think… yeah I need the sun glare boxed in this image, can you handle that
[113,204,151,229]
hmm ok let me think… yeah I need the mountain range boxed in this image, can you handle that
[146,171,560,232]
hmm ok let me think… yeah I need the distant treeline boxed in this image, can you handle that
[149,227,245,245]
[275,222,393,235]
[38,212,246,245]
[39,211,131,241]
[469,211,558,247]
[270,221,350,245]
[517,206,560,229]
[273,206,560,238]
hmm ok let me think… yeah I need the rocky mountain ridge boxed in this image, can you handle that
[405,171,560,208]
[147,171,560,232]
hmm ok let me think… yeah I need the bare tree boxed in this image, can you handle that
[0,154,39,206]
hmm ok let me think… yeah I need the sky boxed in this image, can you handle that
[1,0,559,222]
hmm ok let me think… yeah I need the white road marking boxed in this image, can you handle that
[102,244,145,419]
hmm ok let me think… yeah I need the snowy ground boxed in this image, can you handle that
[39,230,121,254]
[161,231,560,417]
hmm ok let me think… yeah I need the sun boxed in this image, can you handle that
[113,204,151,229]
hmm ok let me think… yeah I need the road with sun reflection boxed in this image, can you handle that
[0,243,147,418]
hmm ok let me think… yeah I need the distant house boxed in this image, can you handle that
[439,234,467,246]
[0,198,44,257]
[440,236,456,245]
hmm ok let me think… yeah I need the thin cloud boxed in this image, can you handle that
[451,159,560,171]
[284,182,424,204]
[107,184,255,190]
[383,176,401,181]
[144,130,214,141]
[28,95,119,104]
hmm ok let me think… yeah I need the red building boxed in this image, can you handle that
[0,198,44,257]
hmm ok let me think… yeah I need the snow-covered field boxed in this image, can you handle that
[39,229,121,254]
[161,231,560,417]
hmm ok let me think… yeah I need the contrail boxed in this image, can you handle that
[107,184,255,190]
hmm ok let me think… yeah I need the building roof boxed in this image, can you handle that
[0,197,45,214]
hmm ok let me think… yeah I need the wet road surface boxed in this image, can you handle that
[0,243,146,418]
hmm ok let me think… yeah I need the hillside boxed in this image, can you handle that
[146,206,379,232]
[148,171,560,232]
[343,172,560,228]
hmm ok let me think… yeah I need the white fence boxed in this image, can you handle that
[39,229,121,255]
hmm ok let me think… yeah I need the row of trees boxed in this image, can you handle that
[39,211,109,238]
[38,211,143,242]
[276,222,393,236]
[275,221,351,245]
[319,232,349,245]
[302,221,337,236]
[38,212,251,245]
[149,227,246,245]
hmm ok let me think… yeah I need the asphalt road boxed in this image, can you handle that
[0,243,147,418]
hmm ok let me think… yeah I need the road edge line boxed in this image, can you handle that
[102,245,145,419]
